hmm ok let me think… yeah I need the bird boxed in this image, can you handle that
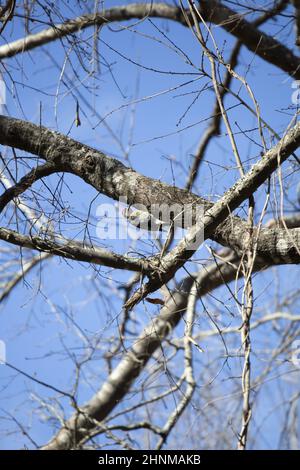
[122,207,169,232]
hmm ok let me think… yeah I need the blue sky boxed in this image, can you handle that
[0,0,300,449]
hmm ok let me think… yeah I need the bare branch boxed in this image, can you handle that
[1,115,300,266]
[0,1,298,79]
[124,119,300,310]
[0,162,59,213]
[0,251,50,303]
[0,227,152,273]
[41,244,295,450]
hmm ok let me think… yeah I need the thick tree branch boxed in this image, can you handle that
[292,0,300,46]
[0,114,300,268]
[41,246,289,450]
[124,118,300,309]
[0,162,59,213]
[0,0,16,35]
[198,0,298,77]
[0,1,298,79]
[0,227,152,273]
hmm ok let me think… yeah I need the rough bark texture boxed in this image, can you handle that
[0,1,299,450]
[0,228,152,273]
[1,115,300,265]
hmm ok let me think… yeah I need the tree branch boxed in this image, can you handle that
[0,1,298,79]
[0,162,59,213]
[0,227,152,273]
[0,114,300,267]
[40,246,289,450]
